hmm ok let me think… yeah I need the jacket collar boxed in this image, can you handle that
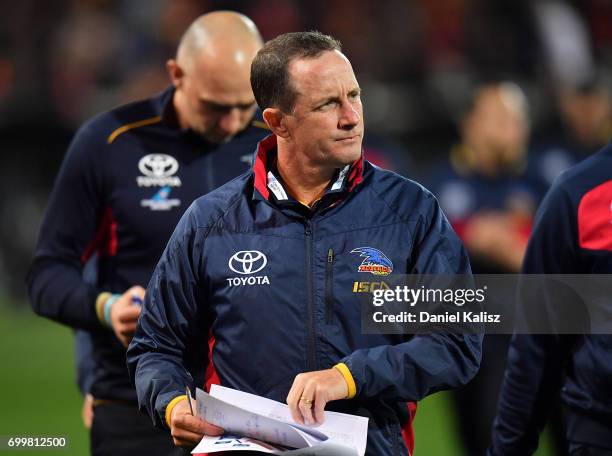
[152,86,176,125]
[252,135,364,209]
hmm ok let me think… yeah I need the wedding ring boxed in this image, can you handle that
[300,397,313,406]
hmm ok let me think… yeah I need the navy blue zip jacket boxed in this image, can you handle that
[490,143,612,454]
[127,135,482,455]
[27,87,270,402]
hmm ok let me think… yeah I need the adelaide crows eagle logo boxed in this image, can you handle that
[350,247,393,276]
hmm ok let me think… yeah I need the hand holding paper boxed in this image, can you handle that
[286,368,349,426]
[170,396,224,448]
[192,385,368,455]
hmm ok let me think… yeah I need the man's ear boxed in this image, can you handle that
[263,108,290,139]
[166,59,184,88]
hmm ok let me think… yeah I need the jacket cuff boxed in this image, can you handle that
[333,363,357,399]
[165,394,188,428]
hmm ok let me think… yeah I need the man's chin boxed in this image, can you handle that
[200,131,233,144]
[330,149,362,168]
[342,145,363,164]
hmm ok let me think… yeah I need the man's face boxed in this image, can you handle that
[282,50,363,168]
[465,86,528,170]
[178,58,257,143]
[560,89,611,147]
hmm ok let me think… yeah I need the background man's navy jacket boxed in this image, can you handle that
[27,87,269,402]
[490,143,612,454]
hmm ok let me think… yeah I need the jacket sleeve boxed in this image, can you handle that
[26,121,108,331]
[342,194,483,402]
[127,205,208,428]
[489,183,576,456]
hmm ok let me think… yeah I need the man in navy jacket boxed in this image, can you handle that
[128,31,482,455]
[489,143,612,455]
[27,12,267,456]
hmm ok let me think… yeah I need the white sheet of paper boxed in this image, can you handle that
[196,388,320,449]
[210,385,368,455]
[192,434,282,454]
[192,435,359,455]
[273,440,361,455]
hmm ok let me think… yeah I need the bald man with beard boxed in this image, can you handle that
[27,11,268,456]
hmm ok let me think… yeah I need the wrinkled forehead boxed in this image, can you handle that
[288,50,359,100]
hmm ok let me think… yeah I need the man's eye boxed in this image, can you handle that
[201,102,224,112]
[203,102,254,113]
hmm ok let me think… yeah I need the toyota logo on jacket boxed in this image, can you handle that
[128,135,482,456]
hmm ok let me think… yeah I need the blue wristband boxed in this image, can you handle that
[103,294,121,327]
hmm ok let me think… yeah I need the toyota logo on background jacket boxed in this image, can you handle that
[127,135,483,456]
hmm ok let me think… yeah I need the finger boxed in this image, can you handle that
[172,435,200,448]
[313,389,327,425]
[129,287,146,304]
[176,414,224,436]
[171,426,205,444]
[129,285,146,296]
[203,422,224,436]
[131,286,146,303]
[286,374,304,405]
[299,382,316,426]
[173,414,205,434]
[118,306,141,323]
[289,399,303,425]
[120,304,142,317]
[119,322,138,335]
[117,307,140,325]
[286,377,305,425]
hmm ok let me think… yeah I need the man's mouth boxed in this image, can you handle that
[335,134,360,142]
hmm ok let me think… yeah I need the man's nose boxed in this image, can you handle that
[218,108,242,136]
[338,101,360,130]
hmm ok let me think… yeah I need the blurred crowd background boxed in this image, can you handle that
[1,0,612,300]
[1,1,612,454]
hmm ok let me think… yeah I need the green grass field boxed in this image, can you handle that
[0,303,555,455]
[0,304,88,454]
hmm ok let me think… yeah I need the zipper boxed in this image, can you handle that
[325,248,334,324]
[304,220,318,371]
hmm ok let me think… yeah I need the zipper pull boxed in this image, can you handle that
[305,221,313,236]
[327,248,333,263]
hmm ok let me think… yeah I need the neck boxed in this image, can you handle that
[276,141,336,207]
